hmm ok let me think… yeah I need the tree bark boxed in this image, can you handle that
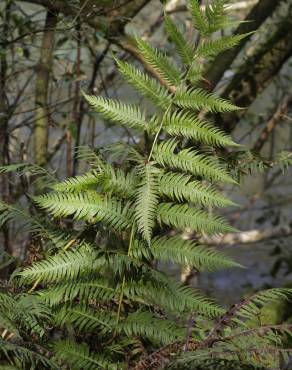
[204,0,285,89]
[34,10,58,166]
[0,1,12,254]
[218,16,292,133]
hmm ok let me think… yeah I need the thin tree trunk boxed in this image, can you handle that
[0,1,11,255]
[204,0,284,89]
[34,10,58,166]
[218,16,292,133]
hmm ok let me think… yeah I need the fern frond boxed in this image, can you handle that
[235,288,292,322]
[0,200,70,249]
[158,172,236,208]
[150,236,241,271]
[40,278,117,307]
[54,340,119,370]
[13,294,51,337]
[84,94,149,131]
[189,0,209,35]
[196,33,252,59]
[153,140,236,184]
[175,87,239,112]
[120,311,183,345]
[52,171,100,193]
[55,304,116,333]
[116,59,172,108]
[34,192,132,230]
[98,165,137,198]
[164,14,194,65]
[15,245,98,284]
[134,163,160,243]
[157,203,237,234]
[205,0,230,34]
[159,110,238,147]
[136,37,181,86]
[0,339,55,369]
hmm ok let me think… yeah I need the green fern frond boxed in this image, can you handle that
[40,278,117,307]
[159,110,238,147]
[157,202,237,234]
[135,163,160,243]
[205,0,230,34]
[55,305,116,333]
[175,87,239,112]
[120,311,183,345]
[196,33,252,59]
[0,339,55,369]
[235,288,292,321]
[158,172,236,208]
[189,0,209,35]
[135,37,181,86]
[15,245,98,284]
[52,171,100,193]
[153,140,236,184]
[0,200,70,249]
[150,236,241,271]
[98,165,137,198]
[84,94,149,131]
[54,340,119,370]
[34,192,132,230]
[116,59,172,108]
[164,14,194,66]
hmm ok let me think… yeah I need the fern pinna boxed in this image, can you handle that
[1,1,292,369]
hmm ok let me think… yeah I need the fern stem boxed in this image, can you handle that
[147,51,201,162]
[148,103,172,162]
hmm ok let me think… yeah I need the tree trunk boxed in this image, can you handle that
[34,10,58,166]
[218,16,292,133]
[204,0,285,89]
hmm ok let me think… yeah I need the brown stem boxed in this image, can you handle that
[253,96,292,152]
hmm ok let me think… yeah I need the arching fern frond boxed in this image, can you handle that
[158,172,236,208]
[34,192,133,230]
[164,14,194,66]
[157,203,237,234]
[153,140,236,184]
[52,171,100,193]
[159,110,238,147]
[175,87,239,112]
[135,37,181,86]
[196,33,252,59]
[15,245,98,284]
[150,236,241,271]
[116,59,172,108]
[84,94,149,131]
[53,340,119,370]
[189,0,209,35]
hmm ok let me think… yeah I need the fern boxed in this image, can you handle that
[34,192,133,230]
[84,95,149,131]
[164,14,194,65]
[158,172,236,208]
[153,139,236,184]
[4,2,288,369]
[54,340,119,370]
[175,87,239,112]
[158,110,238,147]
[116,59,172,108]
[157,202,237,234]
[134,163,160,243]
[135,37,181,86]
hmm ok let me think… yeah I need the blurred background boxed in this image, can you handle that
[1,0,292,306]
